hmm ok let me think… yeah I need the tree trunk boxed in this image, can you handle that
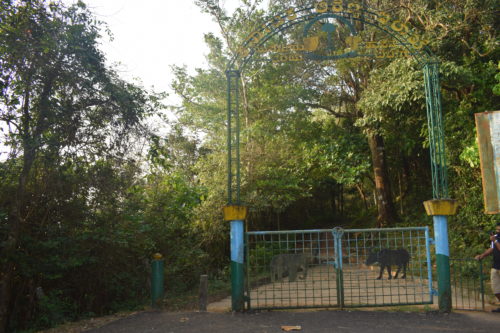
[356,184,369,210]
[368,133,397,227]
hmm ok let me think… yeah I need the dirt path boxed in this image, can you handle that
[84,309,500,333]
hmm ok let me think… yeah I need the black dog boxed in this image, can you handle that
[365,248,410,280]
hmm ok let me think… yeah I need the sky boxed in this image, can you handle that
[1,1,265,157]
[63,0,245,105]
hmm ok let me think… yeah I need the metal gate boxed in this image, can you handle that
[450,258,487,311]
[245,227,433,310]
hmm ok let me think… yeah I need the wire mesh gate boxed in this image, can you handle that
[245,227,433,310]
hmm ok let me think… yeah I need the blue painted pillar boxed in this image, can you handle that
[424,199,457,312]
[223,205,248,312]
[433,215,451,312]
[230,220,244,311]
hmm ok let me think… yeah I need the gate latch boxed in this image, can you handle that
[431,289,438,296]
[428,238,435,245]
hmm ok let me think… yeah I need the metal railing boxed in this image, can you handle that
[449,258,488,311]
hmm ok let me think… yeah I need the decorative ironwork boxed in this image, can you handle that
[231,2,431,69]
[226,2,449,205]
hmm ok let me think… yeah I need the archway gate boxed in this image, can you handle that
[222,1,457,312]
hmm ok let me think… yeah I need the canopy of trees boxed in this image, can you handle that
[0,0,498,331]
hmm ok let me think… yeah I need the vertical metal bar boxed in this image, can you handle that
[226,70,233,203]
[226,70,241,204]
[334,231,341,308]
[424,64,436,198]
[425,227,434,304]
[452,260,458,309]
[479,259,485,311]
[235,72,241,202]
[333,228,344,308]
[462,263,467,309]
[245,231,251,310]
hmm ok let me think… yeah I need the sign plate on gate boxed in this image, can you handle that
[475,111,500,214]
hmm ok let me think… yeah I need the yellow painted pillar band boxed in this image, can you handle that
[423,199,458,216]
[223,205,248,221]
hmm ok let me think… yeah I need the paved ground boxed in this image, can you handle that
[85,309,500,333]
[239,264,429,309]
[209,264,487,312]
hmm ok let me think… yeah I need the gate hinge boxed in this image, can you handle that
[428,238,435,245]
[431,289,438,296]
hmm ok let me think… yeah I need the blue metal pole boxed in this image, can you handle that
[433,215,451,312]
[230,220,245,311]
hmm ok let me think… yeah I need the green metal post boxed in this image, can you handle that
[423,61,448,199]
[151,253,165,308]
[424,61,453,312]
[226,69,241,205]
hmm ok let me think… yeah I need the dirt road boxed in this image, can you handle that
[85,309,500,333]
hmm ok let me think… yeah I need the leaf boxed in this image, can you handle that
[281,325,302,331]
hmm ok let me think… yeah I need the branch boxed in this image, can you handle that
[0,115,21,132]
[461,38,495,57]
[303,103,356,118]
[175,90,204,108]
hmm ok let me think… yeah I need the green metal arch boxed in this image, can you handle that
[228,5,435,71]
[225,4,448,205]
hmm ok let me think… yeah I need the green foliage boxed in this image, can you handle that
[34,290,79,328]
[0,1,205,331]
[2,0,500,331]
[493,62,500,96]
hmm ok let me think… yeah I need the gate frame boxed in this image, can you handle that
[222,2,456,312]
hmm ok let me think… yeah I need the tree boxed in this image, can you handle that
[190,0,499,229]
[0,1,158,331]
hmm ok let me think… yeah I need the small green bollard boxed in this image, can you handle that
[151,253,165,308]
